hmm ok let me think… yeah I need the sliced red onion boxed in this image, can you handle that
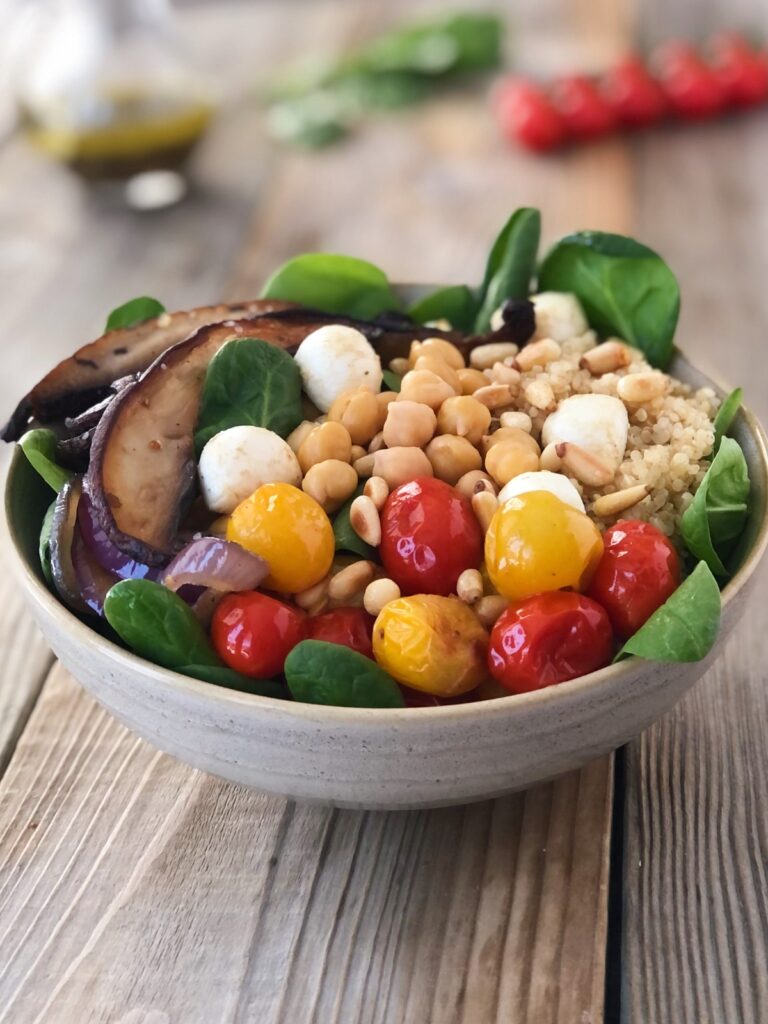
[78,490,161,581]
[71,527,119,616]
[163,537,268,594]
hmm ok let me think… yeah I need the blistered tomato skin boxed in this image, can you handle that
[380,478,483,596]
[211,591,307,678]
[308,607,375,658]
[485,491,604,602]
[587,519,681,638]
[488,592,614,694]
[227,482,334,593]
[373,595,488,697]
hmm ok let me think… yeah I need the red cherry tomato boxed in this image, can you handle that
[380,477,484,597]
[307,607,374,659]
[587,520,681,638]
[654,41,726,119]
[601,56,668,127]
[494,77,568,151]
[211,591,306,678]
[709,33,768,108]
[550,75,618,139]
[488,592,613,694]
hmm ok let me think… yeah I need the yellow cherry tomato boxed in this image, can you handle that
[227,482,334,593]
[485,490,603,602]
[373,595,488,697]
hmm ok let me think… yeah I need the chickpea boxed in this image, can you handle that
[457,368,491,395]
[297,421,352,472]
[350,444,367,462]
[485,441,539,486]
[376,390,398,428]
[327,387,380,446]
[481,426,540,457]
[302,460,358,513]
[436,396,491,445]
[455,469,497,499]
[383,400,437,448]
[409,336,465,370]
[413,354,462,394]
[426,435,482,485]
[398,369,455,410]
[286,420,316,454]
[373,447,434,489]
[470,342,520,370]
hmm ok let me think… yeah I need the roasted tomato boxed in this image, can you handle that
[379,477,483,596]
[211,591,307,678]
[307,607,374,658]
[587,519,681,638]
[488,592,613,693]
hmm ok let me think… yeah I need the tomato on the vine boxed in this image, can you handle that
[601,56,668,126]
[654,41,726,119]
[494,77,568,152]
[308,607,374,658]
[709,32,768,108]
[550,75,617,139]
[211,591,306,678]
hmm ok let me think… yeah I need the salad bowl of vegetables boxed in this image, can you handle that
[3,210,767,809]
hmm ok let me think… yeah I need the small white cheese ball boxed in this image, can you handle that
[198,425,301,514]
[498,470,585,512]
[532,292,588,342]
[294,325,382,413]
[542,394,629,471]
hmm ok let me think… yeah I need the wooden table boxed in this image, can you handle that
[1,2,767,1021]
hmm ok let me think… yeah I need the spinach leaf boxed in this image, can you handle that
[19,429,73,493]
[104,579,221,670]
[261,253,401,320]
[285,640,405,707]
[409,284,477,332]
[713,387,743,453]
[474,208,541,332]
[105,296,165,332]
[538,231,680,369]
[178,664,284,699]
[39,499,56,586]
[680,437,750,576]
[381,369,403,393]
[616,561,721,663]
[194,338,303,452]
[333,486,377,560]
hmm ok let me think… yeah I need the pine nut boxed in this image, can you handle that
[410,337,466,370]
[414,354,462,394]
[485,442,540,486]
[499,411,533,433]
[328,560,376,601]
[297,421,352,472]
[555,442,614,487]
[436,396,491,444]
[373,447,433,489]
[349,496,381,547]
[383,400,437,448]
[482,426,540,457]
[579,340,632,376]
[457,368,490,395]
[455,470,497,499]
[486,362,521,388]
[471,490,498,532]
[295,576,330,610]
[399,369,456,410]
[353,453,376,478]
[302,459,358,513]
[539,442,562,471]
[327,387,381,446]
[389,356,410,376]
[470,342,519,370]
[475,595,509,629]
[376,391,398,427]
[457,568,484,605]
[523,378,556,411]
[368,431,386,453]
[617,372,667,403]
[473,384,514,410]
[286,420,316,454]
[514,338,561,372]
[364,577,401,616]
[592,484,651,518]
[426,434,482,484]
[350,444,366,461]
[363,475,389,510]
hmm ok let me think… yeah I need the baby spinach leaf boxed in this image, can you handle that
[713,387,743,453]
[333,486,377,560]
[104,579,221,670]
[105,296,165,332]
[19,429,73,493]
[616,561,721,663]
[285,640,405,707]
[681,437,750,576]
[194,338,303,452]
[409,284,477,332]
[39,499,56,586]
[474,208,541,332]
[381,369,403,393]
[178,664,284,699]
[261,253,401,320]
[538,231,680,369]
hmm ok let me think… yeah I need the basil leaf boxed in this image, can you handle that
[616,562,721,663]
[39,499,56,586]
[382,369,403,393]
[285,640,404,707]
[267,95,349,148]
[358,13,502,76]
[104,579,221,669]
[261,253,401,320]
[681,437,750,576]
[538,231,680,369]
[333,486,377,560]
[194,338,303,452]
[178,664,284,699]
[474,208,541,332]
[335,70,433,109]
[19,429,73,493]
[409,284,477,332]
[105,296,165,332]
[713,387,743,453]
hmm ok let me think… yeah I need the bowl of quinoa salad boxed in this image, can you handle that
[3,208,766,808]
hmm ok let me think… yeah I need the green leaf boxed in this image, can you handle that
[178,664,284,699]
[409,284,478,332]
[19,429,73,493]
[267,94,349,148]
[194,338,304,452]
[39,499,56,586]
[333,486,377,560]
[713,387,743,453]
[334,70,434,110]
[616,562,721,663]
[538,231,680,369]
[381,369,403,393]
[104,579,221,670]
[105,296,165,332]
[474,208,541,332]
[357,13,502,76]
[261,253,401,320]
[285,640,405,707]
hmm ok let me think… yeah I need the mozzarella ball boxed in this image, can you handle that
[199,425,301,514]
[542,394,629,471]
[498,470,585,512]
[532,292,588,342]
[294,325,382,413]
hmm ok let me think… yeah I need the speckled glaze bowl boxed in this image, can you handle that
[4,351,768,809]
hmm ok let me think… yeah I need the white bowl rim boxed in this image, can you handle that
[5,353,768,727]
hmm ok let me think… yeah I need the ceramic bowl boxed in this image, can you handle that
[4,353,767,809]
